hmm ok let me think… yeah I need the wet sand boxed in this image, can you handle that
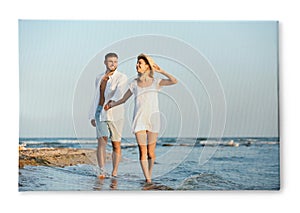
[19,148,111,168]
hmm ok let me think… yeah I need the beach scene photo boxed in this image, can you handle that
[19,20,280,191]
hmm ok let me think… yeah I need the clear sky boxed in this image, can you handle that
[19,20,279,138]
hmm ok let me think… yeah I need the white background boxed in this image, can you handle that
[0,0,299,212]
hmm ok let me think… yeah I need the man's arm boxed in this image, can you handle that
[88,74,102,125]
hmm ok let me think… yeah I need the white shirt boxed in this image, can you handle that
[88,70,128,121]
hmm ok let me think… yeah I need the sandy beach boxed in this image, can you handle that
[19,147,111,168]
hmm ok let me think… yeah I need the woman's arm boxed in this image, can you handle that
[104,88,133,110]
[153,64,178,86]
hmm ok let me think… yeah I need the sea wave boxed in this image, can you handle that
[19,137,279,148]
[177,173,244,190]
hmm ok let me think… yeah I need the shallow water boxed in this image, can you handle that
[19,138,280,191]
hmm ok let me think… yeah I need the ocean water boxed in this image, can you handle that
[19,137,280,191]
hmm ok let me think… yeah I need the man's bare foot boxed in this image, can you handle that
[98,168,107,179]
[98,174,106,179]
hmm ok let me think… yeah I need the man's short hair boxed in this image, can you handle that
[105,53,118,60]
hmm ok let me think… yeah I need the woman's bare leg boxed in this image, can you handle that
[147,131,158,178]
[135,130,151,182]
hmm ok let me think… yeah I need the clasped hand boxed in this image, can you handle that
[104,100,115,111]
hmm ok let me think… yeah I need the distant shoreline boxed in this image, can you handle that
[19,137,280,140]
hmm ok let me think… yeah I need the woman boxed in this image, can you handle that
[104,53,177,183]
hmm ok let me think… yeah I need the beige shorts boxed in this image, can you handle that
[96,119,124,141]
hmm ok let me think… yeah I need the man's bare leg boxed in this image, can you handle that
[97,136,108,178]
[111,141,121,177]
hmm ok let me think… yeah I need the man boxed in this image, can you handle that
[89,53,128,178]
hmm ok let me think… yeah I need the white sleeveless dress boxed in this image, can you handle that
[129,78,162,133]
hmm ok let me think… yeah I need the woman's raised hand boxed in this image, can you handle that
[153,63,164,73]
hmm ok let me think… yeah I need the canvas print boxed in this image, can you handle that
[18,20,280,191]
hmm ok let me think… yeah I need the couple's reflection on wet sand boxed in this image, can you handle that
[93,176,174,191]
[93,177,118,190]
[110,178,118,189]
